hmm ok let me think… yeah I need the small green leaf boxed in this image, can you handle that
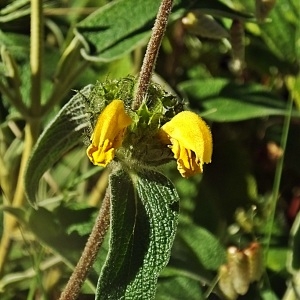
[24,85,93,207]
[178,78,300,121]
[96,168,179,299]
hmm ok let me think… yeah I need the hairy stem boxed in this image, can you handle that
[59,189,111,300]
[133,0,173,110]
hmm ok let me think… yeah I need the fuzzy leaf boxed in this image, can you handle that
[75,0,163,62]
[96,168,179,299]
[24,85,93,207]
[75,0,253,62]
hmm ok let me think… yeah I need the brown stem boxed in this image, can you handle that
[59,189,111,300]
[133,0,174,110]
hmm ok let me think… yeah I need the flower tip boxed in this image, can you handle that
[159,111,213,178]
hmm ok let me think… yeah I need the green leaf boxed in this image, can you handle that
[156,276,204,300]
[178,78,300,122]
[187,0,254,21]
[0,31,30,61]
[28,207,83,259]
[259,0,299,66]
[1,206,26,224]
[75,0,163,62]
[75,0,253,62]
[159,222,225,294]
[261,289,280,300]
[24,85,93,207]
[177,223,226,270]
[266,247,288,272]
[96,168,180,299]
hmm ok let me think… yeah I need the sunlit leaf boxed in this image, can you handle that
[75,0,252,62]
[96,168,179,299]
[75,0,163,62]
[24,85,93,207]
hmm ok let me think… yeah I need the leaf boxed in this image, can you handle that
[178,78,300,122]
[24,85,93,207]
[266,248,288,272]
[28,206,84,261]
[156,276,204,300]
[75,0,253,62]
[187,1,254,21]
[259,0,299,65]
[75,0,163,62]
[1,206,26,224]
[26,203,106,288]
[177,223,226,270]
[96,168,180,299]
[157,222,225,296]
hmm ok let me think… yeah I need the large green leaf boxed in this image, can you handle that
[259,0,299,66]
[27,206,92,264]
[24,85,93,207]
[75,0,163,62]
[96,168,179,299]
[178,78,300,122]
[75,0,252,62]
[27,203,104,289]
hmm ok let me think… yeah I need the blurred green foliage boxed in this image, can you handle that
[0,0,299,299]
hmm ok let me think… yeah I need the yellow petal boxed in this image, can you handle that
[87,100,132,167]
[159,111,212,177]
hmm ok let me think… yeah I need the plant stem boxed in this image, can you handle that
[133,0,173,110]
[265,96,293,256]
[0,0,43,277]
[59,189,111,300]
[0,121,40,277]
[30,0,43,116]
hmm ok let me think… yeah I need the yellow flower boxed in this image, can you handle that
[87,100,132,167]
[158,111,212,178]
